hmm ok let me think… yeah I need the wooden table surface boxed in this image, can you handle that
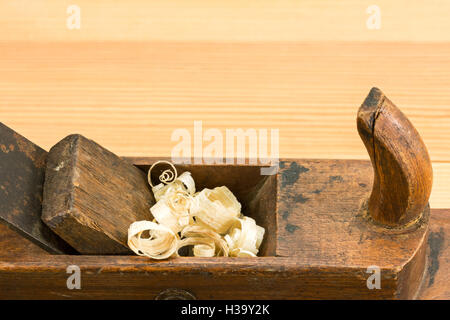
[0,0,449,208]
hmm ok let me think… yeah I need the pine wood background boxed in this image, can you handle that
[0,0,449,207]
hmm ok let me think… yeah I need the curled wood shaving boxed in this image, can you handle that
[128,221,178,260]
[193,244,216,257]
[147,160,178,188]
[128,162,265,260]
[230,248,257,257]
[177,171,196,195]
[227,217,263,256]
[181,225,229,256]
[150,175,194,232]
[150,200,183,233]
[190,186,241,234]
[177,237,225,258]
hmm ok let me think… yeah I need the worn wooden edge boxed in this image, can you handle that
[0,255,401,299]
[416,209,450,299]
[397,227,429,299]
[0,243,430,299]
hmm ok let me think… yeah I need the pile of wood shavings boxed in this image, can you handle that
[127,161,265,259]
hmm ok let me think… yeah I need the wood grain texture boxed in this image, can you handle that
[0,40,449,207]
[0,224,48,258]
[1,41,449,160]
[0,123,74,254]
[357,88,433,226]
[41,135,155,254]
[0,255,402,300]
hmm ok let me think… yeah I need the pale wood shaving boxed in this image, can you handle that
[128,162,265,259]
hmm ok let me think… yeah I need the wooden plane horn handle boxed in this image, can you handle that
[356,87,433,227]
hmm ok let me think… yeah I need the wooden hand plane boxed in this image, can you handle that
[0,88,447,299]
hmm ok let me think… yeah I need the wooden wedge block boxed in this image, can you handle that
[0,123,74,254]
[42,134,155,254]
